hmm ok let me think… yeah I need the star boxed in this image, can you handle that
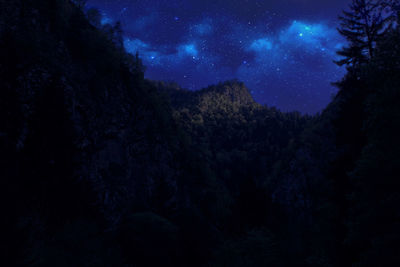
[87,0,347,113]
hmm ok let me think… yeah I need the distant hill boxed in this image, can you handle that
[153,80,257,111]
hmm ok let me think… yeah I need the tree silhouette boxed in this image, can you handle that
[335,0,395,66]
[73,0,87,10]
[86,8,102,28]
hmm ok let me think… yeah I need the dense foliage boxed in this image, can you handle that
[1,0,399,266]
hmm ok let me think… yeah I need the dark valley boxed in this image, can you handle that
[1,0,400,266]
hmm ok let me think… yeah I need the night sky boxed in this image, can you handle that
[87,0,351,113]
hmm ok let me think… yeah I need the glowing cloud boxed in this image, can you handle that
[192,19,213,36]
[246,20,342,60]
[279,21,338,53]
[124,38,149,54]
[101,15,112,25]
[249,38,273,52]
[179,44,199,57]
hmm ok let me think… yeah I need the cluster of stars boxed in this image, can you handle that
[87,0,348,113]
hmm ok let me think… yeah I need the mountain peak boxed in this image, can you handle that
[153,79,258,111]
[199,80,256,107]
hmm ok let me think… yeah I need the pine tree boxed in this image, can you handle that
[86,8,101,28]
[335,0,395,66]
[391,0,400,23]
[73,0,87,10]
[113,21,124,48]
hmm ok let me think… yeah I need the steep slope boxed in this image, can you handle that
[270,27,400,266]
[0,0,183,265]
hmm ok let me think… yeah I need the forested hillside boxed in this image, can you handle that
[1,0,399,266]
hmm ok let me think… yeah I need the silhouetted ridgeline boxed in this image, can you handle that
[1,0,399,266]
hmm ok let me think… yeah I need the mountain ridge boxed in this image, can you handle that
[153,79,259,113]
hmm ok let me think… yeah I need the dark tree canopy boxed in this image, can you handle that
[336,0,396,66]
